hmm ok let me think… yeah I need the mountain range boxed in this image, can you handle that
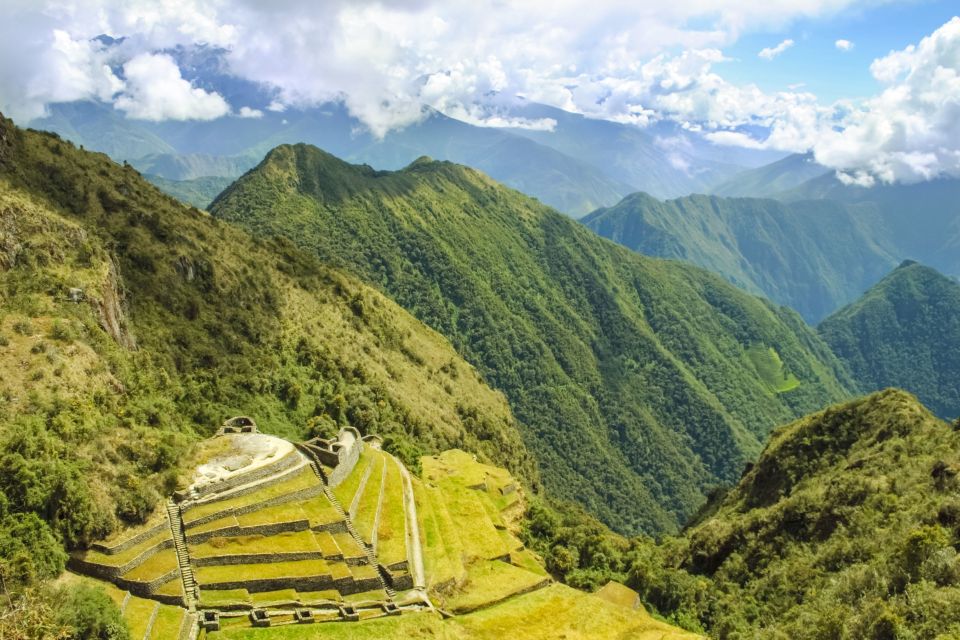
[208,142,856,534]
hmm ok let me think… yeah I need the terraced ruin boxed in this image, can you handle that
[69,417,698,639]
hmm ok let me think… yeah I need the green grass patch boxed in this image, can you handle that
[332,532,365,561]
[251,589,299,606]
[376,457,407,567]
[154,577,185,599]
[313,531,341,557]
[189,515,239,536]
[195,558,330,586]
[443,560,548,613]
[747,345,801,393]
[352,454,386,546]
[122,596,158,640]
[333,449,374,507]
[199,588,250,608]
[413,479,458,588]
[184,467,320,525]
[191,530,321,559]
[82,530,171,568]
[122,548,178,582]
[296,589,340,604]
[148,605,186,640]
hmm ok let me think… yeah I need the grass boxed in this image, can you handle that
[746,345,801,393]
[202,583,701,639]
[250,589,299,605]
[433,482,505,561]
[376,456,407,567]
[296,589,341,604]
[148,605,187,640]
[594,581,640,609]
[413,479,459,588]
[313,531,341,556]
[154,577,185,599]
[333,449,373,507]
[332,532,366,561]
[199,588,251,608]
[443,560,548,613]
[123,596,158,640]
[352,454,386,546]
[195,558,331,586]
[122,548,179,582]
[190,530,321,559]
[184,467,320,525]
[81,530,171,567]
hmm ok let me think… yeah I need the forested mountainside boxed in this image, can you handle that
[819,261,960,420]
[0,114,536,583]
[628,389,960,639]
[710,152,830,198]
[582,192,898,324]
[209,143,856,534]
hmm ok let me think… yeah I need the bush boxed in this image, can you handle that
[52,583,130,640]
[0,511,68,590]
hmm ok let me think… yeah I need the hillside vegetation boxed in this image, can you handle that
[819,261,960,419]
[0,113,535,597]
[210,143,856,534]
[629,389,960,638]
[583,192,898,324]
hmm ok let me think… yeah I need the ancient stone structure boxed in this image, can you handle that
[298,427,363,488]
[70,417,428,636]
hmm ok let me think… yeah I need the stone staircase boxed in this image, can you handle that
[307,461,397,600]
[166,500,198,608]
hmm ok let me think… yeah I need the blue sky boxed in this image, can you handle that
[723,0,958,101]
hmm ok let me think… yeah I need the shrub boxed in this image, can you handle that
[52,583,130,640]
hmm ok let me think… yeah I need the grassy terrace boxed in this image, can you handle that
[353,454,386,546]
[183,466,320,525]
[413,479,461,588]
[195,558,332,586]
[434,481,505,561]
[313,531,341,557]
[199,588,251,608]
[81,529,172,568]
[122,548,179,582]
[332,531,366,561]
[376,457,407,567]
[333,449,374,507]
[97,513,169,551]
[190,530,322,559]
[204,583,701,639]
[148,605,187,640]
[123,596,157,640]
[443,560,548,613]
[154,576,185,599]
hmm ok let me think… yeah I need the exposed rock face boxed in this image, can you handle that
[95,261,136,349]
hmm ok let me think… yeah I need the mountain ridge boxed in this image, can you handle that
[211,141,857,534]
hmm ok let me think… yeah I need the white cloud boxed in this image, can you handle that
[238,106,263,118]
[835,38,854,51]
[813,17,960,184]
[5,0,960,187]
[114,53,230,121]
[758,39,795,60]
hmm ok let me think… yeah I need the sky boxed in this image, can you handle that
[1,0,959,185]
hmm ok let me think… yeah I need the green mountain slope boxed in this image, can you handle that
[819,261,960,419]
[582,192,898,323]
[710,152,830,198]
[0,115,535,568]
[142,173,233,208]
[781,174,960,280]
[209,143,856,534]
[632,389,960,638]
